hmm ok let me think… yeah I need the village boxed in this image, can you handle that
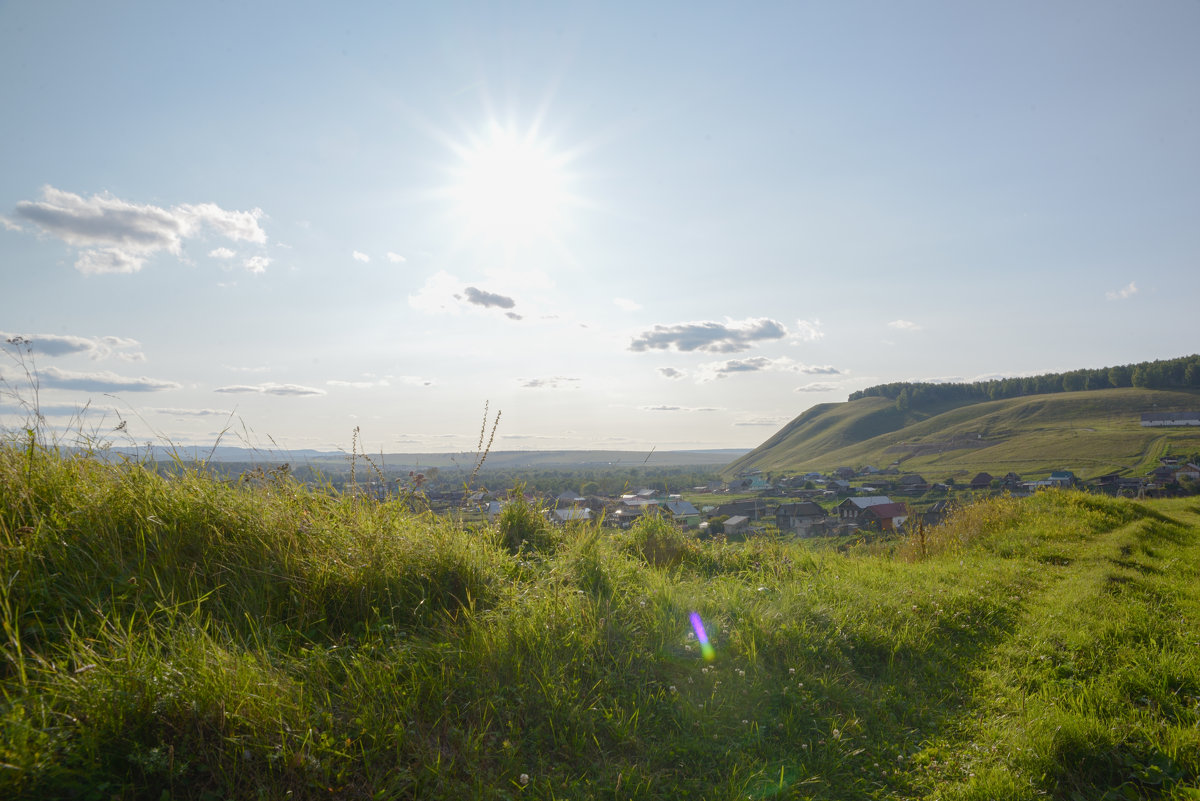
[458,455,1200,541]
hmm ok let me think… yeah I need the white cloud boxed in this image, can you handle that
[0,215,22,232]
[15,186,266,275]
[793,319,824,342]
[353,250,371,263]
[396,376,436,387]
[208,247,236,259]
[2,331,143,361]
[409,272,521,317]
[614,297,642,312]
[75,249,146,275]
[244,255,271,274]
[734,416,786,427]
[1106,281,1138,301]
[696,356,842,381]
[518,376,581,390]
[386,252,406,263]
[409,271,467,314]
[36,366,180,392]
[638,405,721,412]
[629,317,788,354]
[147,407,233,417]
[657,367,687,380]
[326,378,391,389]
[888,320,922,331]
[795,382,840,393]
[213,382,326,396]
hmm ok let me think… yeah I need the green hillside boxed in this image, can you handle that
[727,387,1200,479]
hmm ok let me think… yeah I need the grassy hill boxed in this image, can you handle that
[2,441,1199,799]
[726,387,1200,480]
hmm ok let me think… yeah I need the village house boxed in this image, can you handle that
[836,496,893,521]
[713,498,769,521]
[774,501,828,536]
[549,507,593,525]
[859,502,909,532]
[723,515,751,537]
[969,472,994,490]
[896,474,929,493]
[662,499,701,528]
[1140,411,1200,427]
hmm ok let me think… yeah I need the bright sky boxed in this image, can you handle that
[2,2,1198,453]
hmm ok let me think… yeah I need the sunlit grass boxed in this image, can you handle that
[2,441,1198,799]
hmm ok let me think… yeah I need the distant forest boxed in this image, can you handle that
[849,354,1200,409]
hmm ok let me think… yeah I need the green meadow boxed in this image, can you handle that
[2,439,1199,799]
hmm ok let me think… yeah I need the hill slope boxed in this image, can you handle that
[727,387,1200,479]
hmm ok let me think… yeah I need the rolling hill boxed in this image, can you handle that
[726,387,1200,480]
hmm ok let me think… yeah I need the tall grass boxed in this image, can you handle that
[1,440,1198,799]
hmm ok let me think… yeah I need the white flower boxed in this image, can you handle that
[519,773,529,786]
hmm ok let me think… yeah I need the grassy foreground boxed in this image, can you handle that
[1,442,1199,800]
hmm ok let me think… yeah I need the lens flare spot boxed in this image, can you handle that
[690,611,716,661]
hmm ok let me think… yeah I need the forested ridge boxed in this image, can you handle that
[849,353,1200,409]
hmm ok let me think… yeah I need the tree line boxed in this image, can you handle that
[849,354,1200,410]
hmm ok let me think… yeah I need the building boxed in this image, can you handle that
[1141,412,1200,427]
[775,502,828,536]
[836,496,893,521]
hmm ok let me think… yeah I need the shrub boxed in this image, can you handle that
[627,514,691,568]
[496,489,555,554]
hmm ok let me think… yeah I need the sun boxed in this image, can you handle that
[448,123,572,248]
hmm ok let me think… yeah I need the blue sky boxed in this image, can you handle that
[2,2,1197,453]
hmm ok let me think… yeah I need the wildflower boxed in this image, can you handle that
[669,685,677,693]
[519,774,529,786]
[789,668,796,675]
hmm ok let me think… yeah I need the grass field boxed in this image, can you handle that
[727,388,1200,480]
[2,439,1198,799]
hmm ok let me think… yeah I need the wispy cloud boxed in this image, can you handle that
[396,375,436,387]
[888,319,922,331]
[657,367,687,380]
[147,407,233,417]
[327,378,391,389]
[15,186,266,275]
[793,319,824,342]
[35,366,180,392]
[638,405,721,412]
[213,382,326,396]
[1106,281,1138,301]
[0,215,21,232]
[697,356,841,381]
[795,382,840,393]
[734,416,786,426]
[518,376,580,390]
[209,247,236,259]
[386,252,406,263]
[629,317,788,354]
[614,297,642,312]
[2,332,143,361]
[244,255,271,274]
[352,250,370,263]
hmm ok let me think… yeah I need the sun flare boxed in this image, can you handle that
[449,124,572,248]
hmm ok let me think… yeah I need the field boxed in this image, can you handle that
[727,388,1200,480]
[2,440,1199,799]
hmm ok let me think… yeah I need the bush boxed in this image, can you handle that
[496,490,555,554]
[626,514,691,568]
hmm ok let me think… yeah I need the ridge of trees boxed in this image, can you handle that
[848,354,1200,410]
